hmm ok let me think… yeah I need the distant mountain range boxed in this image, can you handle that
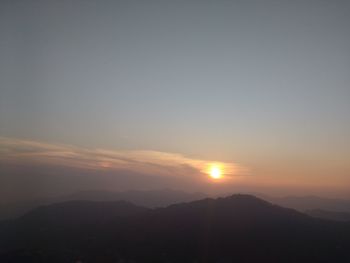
[263,195,350,213]
[64,189,206,208]
[0,189,205,220]
[305,209,350,222]
[2,189,350,222]
[1,194,350,262]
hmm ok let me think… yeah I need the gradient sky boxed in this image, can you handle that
[1,0,350,198]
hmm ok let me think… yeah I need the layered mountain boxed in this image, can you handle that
[306,209,350,221]
[0,189,205,220]
[263,195,350,212]
[1,195,349,262]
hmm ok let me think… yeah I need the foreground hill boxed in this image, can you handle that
[1,195,350,262]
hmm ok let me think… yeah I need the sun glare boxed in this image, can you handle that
[209,165,223,180]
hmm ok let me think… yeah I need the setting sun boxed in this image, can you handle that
[209,165,223,180]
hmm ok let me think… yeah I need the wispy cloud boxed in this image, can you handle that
[0,137,249,178]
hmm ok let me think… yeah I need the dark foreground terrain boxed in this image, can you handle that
[1,195,349,262]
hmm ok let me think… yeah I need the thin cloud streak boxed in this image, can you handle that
[0,137,249,178]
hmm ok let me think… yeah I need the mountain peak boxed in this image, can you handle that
[225,193,269,202]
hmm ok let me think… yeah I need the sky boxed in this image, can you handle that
[1,0,350,199]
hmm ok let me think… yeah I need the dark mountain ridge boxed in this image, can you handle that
[3,189,350,221]
[0,189,205,220]
[1,194,350,262]
[20,200,148,224]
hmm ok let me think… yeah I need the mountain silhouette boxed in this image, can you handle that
[0,189,205,220]
[20,200,148,224]
[65,189,206,208]
[1,194,349,262]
